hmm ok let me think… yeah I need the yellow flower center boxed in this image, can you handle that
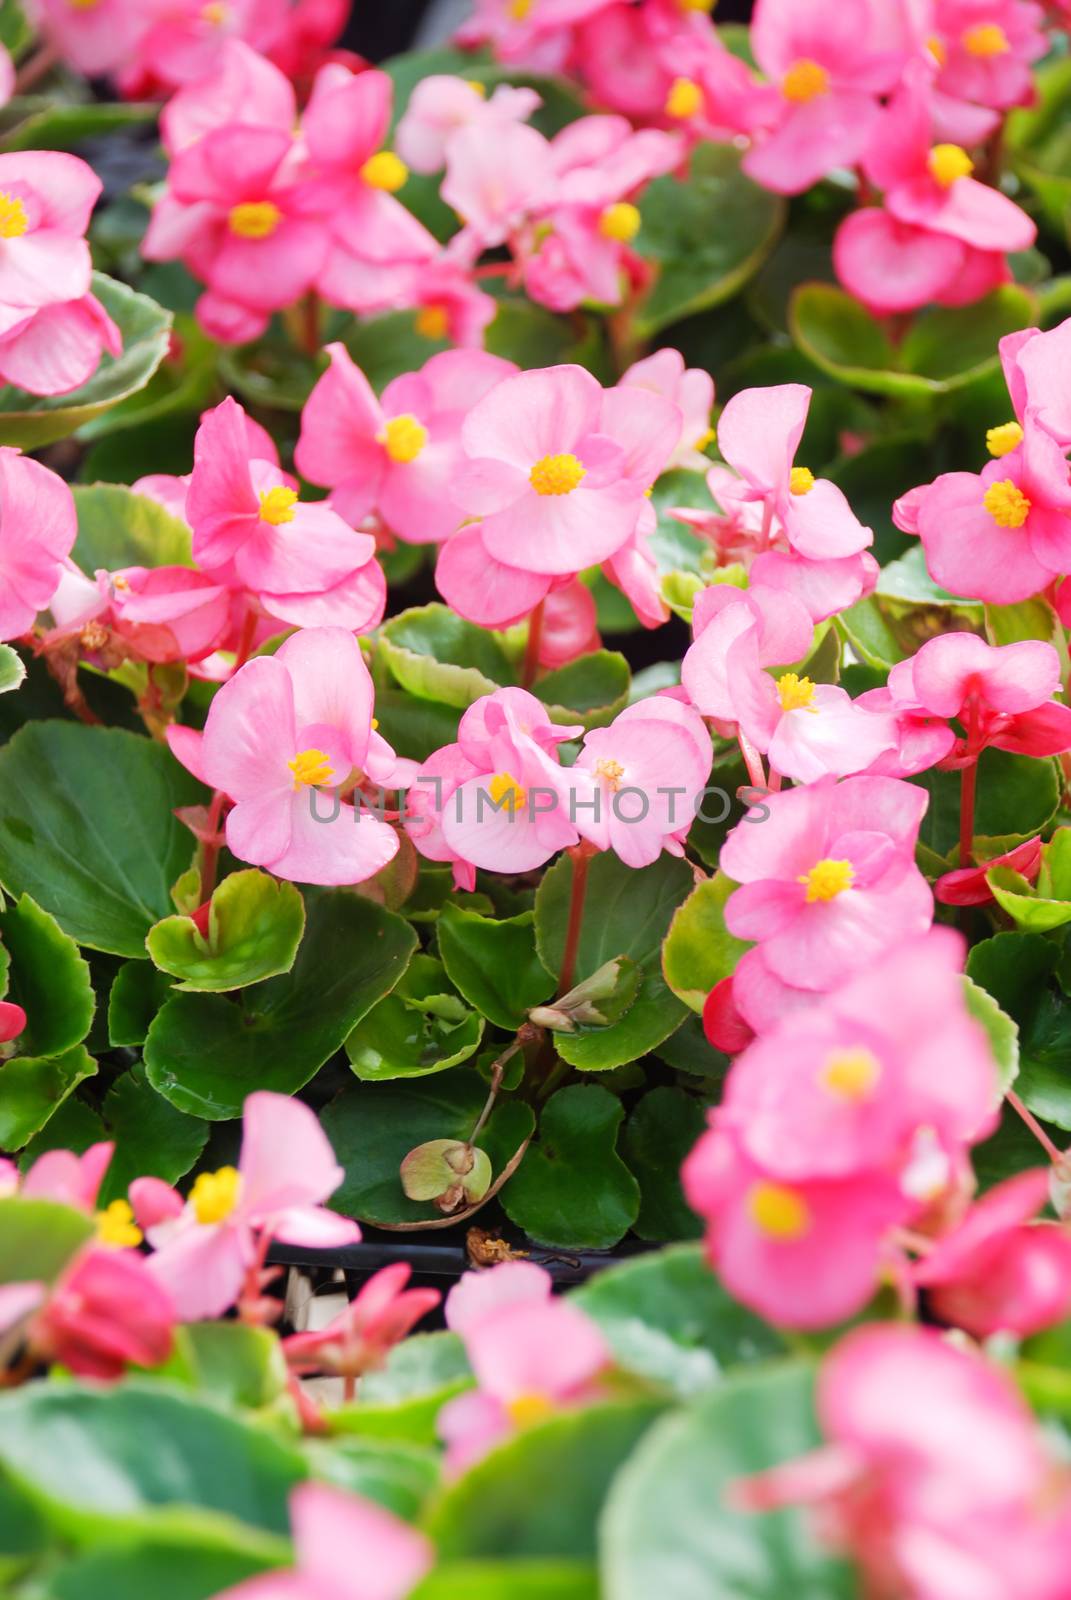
[229,200,282,239]
[782,59,830,102]
[678,0,715,9]
[599,201,642,243]
[789,465,815,495]
[927,33,947,66]
[984,478,1031,528]
[986,420,1023,458]
[467,80,487,96]
[202,1,228,22]
[963,22,1009,55]
[507,1391,554,1427]
[821,1047,881,1101]
[359,151,408,192]
[489,772,527,811]
[289,748,335,789]
[530,452,586,496]
[377,414,428,464]
[0,191,28,240]
[66,0,101,9]
[777,672,817,713]
[190,1166,242,1226]
[509,0,532,17]
[595,757,625,791]
[415,303,450,340]
[799,858,855,902]
[95,1199,143,1249]
[747,1180,811,1240]
[665,77,704,119]
[258,485,298,525]
[928,144,973,187]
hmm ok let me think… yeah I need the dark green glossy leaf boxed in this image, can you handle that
[620,1088,707,1242]
[345,953,485,1082]
[501,1084,639,1249]
[71,482,193,572]
[437,904,554,1031]
[380,605,514,709]
[96,1064,209,1205]
[0,1044,96,1152]
[0,892,93,1056]
[146,870,306,992]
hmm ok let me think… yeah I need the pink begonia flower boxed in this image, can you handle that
[129,1175,186,1232]
[854,682,958,779]
[742,0,911,194]
[455,0,613,73]
[215,1482,433,1600]
[176,626,402,887]
[404,253,498,350]
[733,1324,1071,1600]
[90,565,232,665]
[570,696,713,868]
[936,833,1043,905]
[296,344,517,544]
[20,1140,114,1212]
[913,1167,1071,1337]
[187,397,385,632]
[30,1244,174,1382]
[395,75,542,175]
[159,38,297,156]
[537,580,600,667]
[441,118,559,250]
[0,999,26,1042]
[407,689,581,885]
[147,1091,359,1322]
[931,0,1047,112]
[31,0,156,77]
[1006,315,1071,450]
[125,0,291,95]
[720,774,934,994]
[439,1261,609,1473]
[715,384,872,561]
[887,633,1071,762]
[455,363,678,576]
[619,348,714,471]
[0,450,77,642]
[284,1263,440,1380]
[0,289,121,397]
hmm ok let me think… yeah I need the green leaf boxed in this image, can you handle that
[2,100,157,153]
[967,931,1058,1023]
[501,1084,640,1249]
[168,1321,289,1412]
[790,282,1036,398]
[0,1380,306,1541]
[533,651,631,730]
[414,1562,599,1600]
[963,976,1019,1096]
[601,1362,851,1600]
[572,1243,787,1398]
[303,1434,439,1521]
[40,1533,279,1600]
[1010,988,1071,1132]
[345,953,485,1082]
[0,274,172,449]
[661,873,749,1013]
[144,892,417,1119]
[0,643,25,694]
[987,865,1071,933]
[333,1331,473,1445]
[0,892,93,1056]
[437,904,554,1031]
[620,1088,707,1242]
[323,1069,535,1225]
[425,1399,666,1561]
[0,1044,97,1152]
[380,604,514,709]
[108,959,175,1047]
[147,871,306,992]
[0,722,205,959]
[0,1195,93,1285]
[71,482,193,572]
[535,852,691,1070]
[635,145,785,337]
[96,1065,209,1205]
[835,597,905,671]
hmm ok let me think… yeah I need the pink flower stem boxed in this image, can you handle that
[232,608,259,673]
[473,261,513,280]
[522,599,545,688]
[300,290,321,357]
[1006,1089,1063,1164]
[14,42,58,93]
[737,731,767,792]
[959,759,977,869]
[198,788,226,904]
[557,843,592,997]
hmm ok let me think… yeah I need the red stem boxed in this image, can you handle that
[959,760,977,869]
[1007,1089,1063,1164]
[232,608,258,673]
[198,788,226,904]
[522,599,545,689]
[301,290,320,356]
[737,731,767,792]
[557,846,590,997]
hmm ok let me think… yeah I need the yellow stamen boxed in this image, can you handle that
[983,478,1031,528]
[927,34,947,66]
[598,201,642,243]
[789,465,815,495]
[202,0,228,22]
[963,22,1009,55]
[489,772,527,811]
[529,452,586,496]
[0,191,28,240]
[359,151,408,192]
[747,1181,811,1240]
[928,144,973,187]
[693,426,715,451]
[66,0,101,9]
[777,672,817,713]
[986,420,1023,458]
[415,303,450,340]
[782,58,830,103]
[229,200,282,239]
[507,1391,554,1427]
[798,858,855,902]
[821,1047,881,1102]
[665,77,704,119]
[508,0,532,17]
[289,748,335,789]
[377,413,428,464]
[95,1199,142,1249]
[190,1166,242,1226]
[467,80,487,96]
[258,485,298,525]
[595,757,625,791]
[678,0,715,9]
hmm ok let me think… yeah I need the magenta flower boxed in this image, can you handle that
[214,1482,433,1600]
[20,1140,114,1212]
[931,0,1047,112]
[0,450,77,642]
[296,343,517,544]
[936,834,1043,906]
[619,348,714,471]
[30,1244,175,1382]
[147,1091,360,1321]
[887,634,1071,761]
[395,75,542,175]
[284,1264,440,1381]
